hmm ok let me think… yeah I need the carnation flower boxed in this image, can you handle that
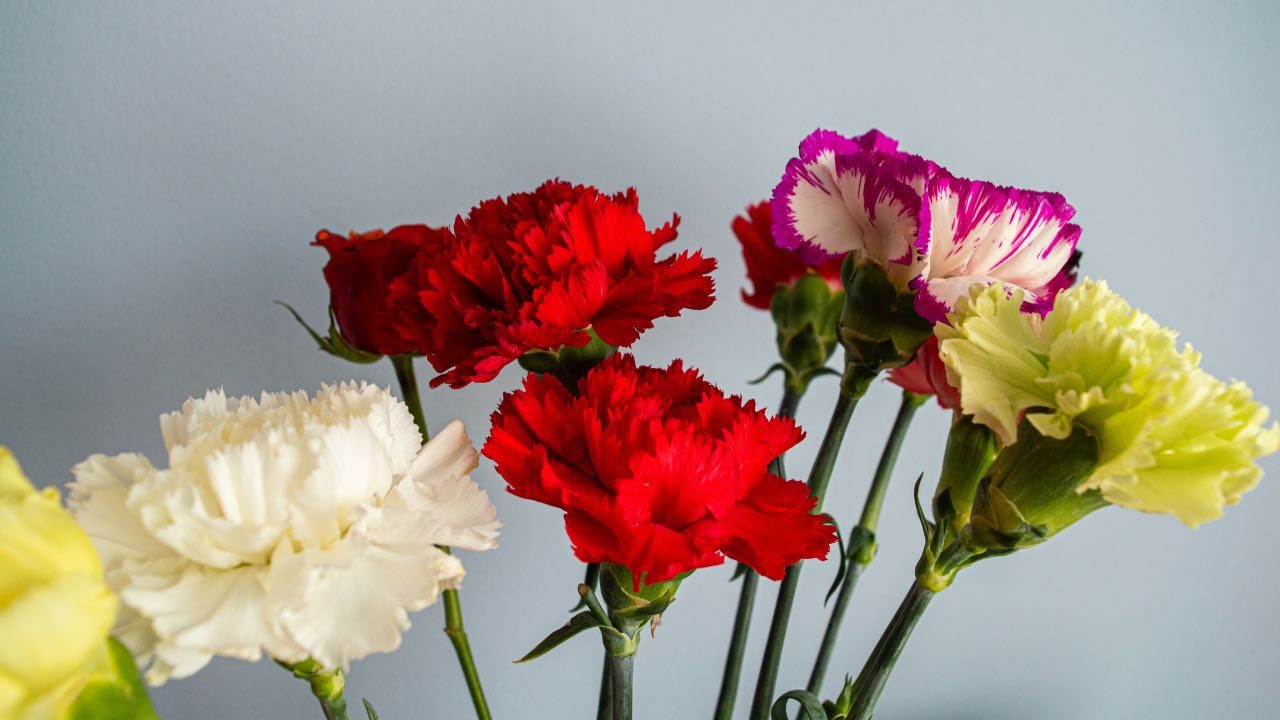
[772,128,1081,323]
[886,336,960,409]
[483,354,835,585]
[313,224,452,356]
[391,180,717,388]
[69,383,500,684]
[734,200,842,310]
[937,281,1280,526]
[1,448,153,720]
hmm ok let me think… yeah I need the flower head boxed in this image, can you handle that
[313,225,451,356]
[937,281,1280,526]
[483,354,835,585]
[1,448,152,720]
[886,336,960,409]
[734,200,842,310]
[69,383,500,684]
[391,180,717,388]
[772,128,1081,323]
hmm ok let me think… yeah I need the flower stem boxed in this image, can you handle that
[389,355,490,720]
[596,653,613,720]
[748,389,860,720]
[608,653,635,720]
[713,386,803,720]
[391,355,429,443]
[805,391,924,697]
[847,581,935,720]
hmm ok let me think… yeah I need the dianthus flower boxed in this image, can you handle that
[69,383,500,684]
[772,129,1080,323]
[886,336,960,409]
[483,354,835,585]
[392,180,716,388]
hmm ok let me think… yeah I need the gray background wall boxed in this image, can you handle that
[3,1,1277,718]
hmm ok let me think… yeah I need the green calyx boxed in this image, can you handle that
[768,272,845,394]
[916,419,1105,592]
[837,253,932,398]
[518,327,617,392]
[515,564,684,664]
[66,638,160,720]
[931,415,999,537]
[281,657,345,702]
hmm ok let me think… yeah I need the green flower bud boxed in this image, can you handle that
[837,252,932,398]
[768,272,844,394]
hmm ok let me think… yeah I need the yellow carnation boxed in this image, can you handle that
[0,447,151,720]
[937,281,1280,527]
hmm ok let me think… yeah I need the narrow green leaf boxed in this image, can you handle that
[748,362,788,385]
[362,698,379,720]
[515,611,602,663]
[824,520,848,604]
[771,689,829,720]
[275,301,329,348]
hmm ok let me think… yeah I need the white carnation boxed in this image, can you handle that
[68,382,500,685]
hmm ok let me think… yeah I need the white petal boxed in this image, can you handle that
[267,531,461,670]
[119,557,302,684]
[68,453,176,572]
[380,421,501,552]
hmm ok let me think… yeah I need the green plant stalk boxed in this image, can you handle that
[597,654,613,720]
[805,391,924,696]
[847,581,935,720]
[608,653,635,720]
[389,355,491,720]
[713,386,803,720]
[748,389,861,720]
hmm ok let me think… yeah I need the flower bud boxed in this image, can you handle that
[837,252,932,398]
[769,271,844,394]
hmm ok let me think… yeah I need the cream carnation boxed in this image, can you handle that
[68,382,500,684]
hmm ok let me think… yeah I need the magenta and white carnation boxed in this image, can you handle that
[771,128,1080,323]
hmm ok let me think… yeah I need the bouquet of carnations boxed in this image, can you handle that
[7,128,1276,720]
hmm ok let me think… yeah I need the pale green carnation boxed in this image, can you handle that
[937,280,1279,527]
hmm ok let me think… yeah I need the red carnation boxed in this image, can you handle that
[391,180,717,388]
[887,336,960,409]
[483,354,836,585]
[735,200,843,310]
[313,225,450,356]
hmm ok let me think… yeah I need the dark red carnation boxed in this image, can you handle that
[313,225,451,355]
[886,335,960,409]
[483,354,836,586]
[390,180,717,388]
[734,200,843,310]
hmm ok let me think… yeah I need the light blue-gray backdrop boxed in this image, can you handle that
[3,2,1277,718]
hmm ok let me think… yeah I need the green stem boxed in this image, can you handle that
[805,391,924,697]
[748,389,861,720]
[847,581,935,720]
[597,654,613,720]
[389,355,490,720]
[714,387,803,720]
[608,653,634,720]
[391,355,429,443]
